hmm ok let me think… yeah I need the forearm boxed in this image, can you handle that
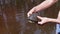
[49,18,59,23]
[34,0,58,12]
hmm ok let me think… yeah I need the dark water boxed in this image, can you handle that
[0,0,60,34]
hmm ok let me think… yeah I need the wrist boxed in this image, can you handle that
[31,7,37,13]
[48,18,59,23]
[33,7,40,12]
[48,18,56,22]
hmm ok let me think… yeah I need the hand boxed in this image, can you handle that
[27,7,36,17]
[37,16,50,24]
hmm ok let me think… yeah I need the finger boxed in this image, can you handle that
[37,16,43,20]
[27,13,32,17]
[27,13,30,17]
[27,13,29,17]
[38,21,44,25]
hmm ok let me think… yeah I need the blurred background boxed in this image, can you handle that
[0,0,60,34]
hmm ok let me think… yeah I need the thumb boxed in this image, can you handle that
[38,21,44,25]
